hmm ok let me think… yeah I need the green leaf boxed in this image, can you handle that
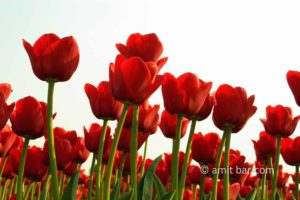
[137,155,162,200]
[111,179,121,200]
[61,170,79,200]
[245,189,256,200]
[236,196,243,200]
[275,192,280,200]
[153,174,167,199]
[119,190,133,200]
[160,190,175,200]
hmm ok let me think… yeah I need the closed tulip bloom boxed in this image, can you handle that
[261,105,300,138]
[117,127,149,153]
[24,146,48,181]
[73,137,90,164]
[239,185,253,198]
[183,189,193,200]
[84,81,123,120]
[159,110,190,139]
[287,70,300,106]
[116,33,165,63]
[0,125,18,157]
[252,131,277,163]
[0,83,14,131]
[43,127,77,170]
[281,137,300,166]
[63,162,78,177]
[109,54,164,105]
[195,95,214,121]
[123,101,160,134]
[23,33,79,82]
[83,123,111,153]
[162,72,212,116]
[10,96,47,139]
[213,84,256,133]
[191,132,221,165]
[187,165,202,185]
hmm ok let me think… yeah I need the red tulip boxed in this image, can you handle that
[195,95,214,121]
[277,166,289,188]
[261,105,300,138]
[72,137,90,164]
[159,110,190,139]
[252,131,277,163]
[217,182,240,200]
[109,54,163,105]
[164,152,191,176]
[183,189,193,200]
[0,125,18,157]
[63,162,78,177]
[255,161,273,180]
[239,185,253,198]
[84,81,123,120]
[24,146,48,181]
[79,170,89,185]
[187,165,202,185]
[0,83,14,131]
[123,101,160,134]
[204,177,213,194]
[287,70,300,106]
[10,96,47,139]
[212,84,256,133]
[162,72,212,116]
[116,33,164,63]
[281,137,300,166]
[191,132,221,165]
[23,33,79,82]
[43,127,77,170]
[83,123,111,153]
[244,175,259,187]
[117,127,149,153]
[1,156,15,179]
[145,158,169,185]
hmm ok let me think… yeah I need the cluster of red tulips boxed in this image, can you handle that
[1,32,300,200]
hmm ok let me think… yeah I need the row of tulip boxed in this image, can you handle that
[0,32,300,200]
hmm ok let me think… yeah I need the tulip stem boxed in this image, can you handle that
[261,161,267,200]
[199,172,205,200]
[295,165,299,200]
[46,81,59,200]
[30,181,35,200]
[103,103,129,200]
[1,179,9,200]
[171,115,183,200]
[95,119,108,200]
[0,157,7,183]
[271,136,281,200]
[118,152,127,181]
[223,127,232,200]
[130,105,139,200]
[192,184,197,200]
[87,153,96,200]
[178,118,197,199]
[16,137,29,200]
[59,171,65,196]
[140,139,148,176]
[211,130,227,200]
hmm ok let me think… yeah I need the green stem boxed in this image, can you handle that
[295,165,299,200]
[223,128,232,200]
[23,182,33,200]
[178,118,197,199]
[271,136,281,200]
[37,182,41,200]
[41,174,51,200]
[192,184,197,200]
[211,131,227,200]
[1,179,9,200]
[30,182,35,200]
[171,115,183,200]
[261,162,267,200]
[0,157,7,183]
[8,179,14,199]
[199,172,205,200]
[95,119,108,200]
[140,139,148,176]
[130,105,139,200]
[103,103,129,200]
[59,172,65,196]
[118,152,127,181]
[16,137,29,200]
[46,81,59,200]
[87,153,96,200]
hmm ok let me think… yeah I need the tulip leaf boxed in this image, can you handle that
[119,190,133,200]
[160,190,175,200]
[111,179,121,200]
[275,192,280,200]
[236,196,243,200]
[245,189,256,200]
[137,155,162,200]
[61,170,79,200]
[153,174,167,199]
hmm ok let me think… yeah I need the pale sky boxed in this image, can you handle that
[1,0,300,173]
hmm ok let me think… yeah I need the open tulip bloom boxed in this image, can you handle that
[1,32,300,200]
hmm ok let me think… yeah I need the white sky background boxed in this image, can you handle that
[1,0,300,174]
